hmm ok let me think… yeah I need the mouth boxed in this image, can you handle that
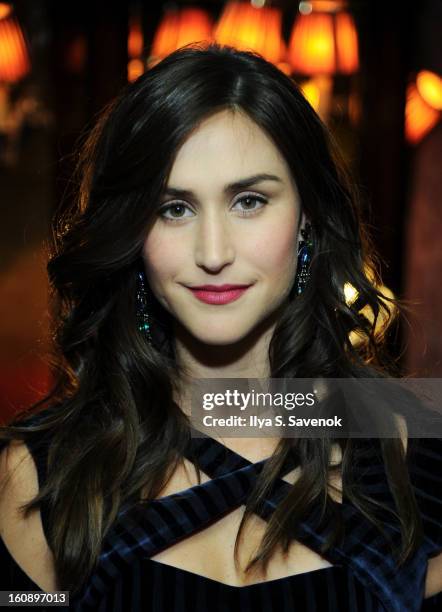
[185,284,253,305]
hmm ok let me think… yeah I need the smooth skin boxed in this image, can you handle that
[143,109,304,379]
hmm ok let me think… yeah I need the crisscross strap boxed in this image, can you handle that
[72,467,270,609]
[71,432,432,612]
[183,435,431,612]
[17,411,441,612]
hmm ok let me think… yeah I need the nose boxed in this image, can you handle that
[194,209,235,273]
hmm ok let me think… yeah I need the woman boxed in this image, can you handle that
[1,43,441,611]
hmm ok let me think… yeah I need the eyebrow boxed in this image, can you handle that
[162,173,283,199]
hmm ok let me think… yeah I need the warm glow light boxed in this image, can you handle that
[214,1,285,65]
[300,79,320,111]
[127,58,144,82]
[276,61,292,75]
[416,70,442,111]
[344,282,359,306]
[335,12,358,73]
[299,75,333,120]
[0,3,12,20]
[65,35,87,73]
[347,275,396,347]
[150,7,213,61]
[358,284,395,338]
[128,15,143,59]
[0,12,30,82]
[288,9,358,75]
[290,13,335,74]
[309,0,347,12]
[405,82,440,145]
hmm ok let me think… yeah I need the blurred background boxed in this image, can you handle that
[0,0,441,423]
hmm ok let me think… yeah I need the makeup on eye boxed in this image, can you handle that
[157,192,269,222]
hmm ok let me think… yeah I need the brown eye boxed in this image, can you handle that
[158,202,194,222]
[169,205,186,217]
[233,194,268,215]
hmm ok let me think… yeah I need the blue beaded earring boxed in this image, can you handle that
[294,222,313,296]
[136,270,153,344]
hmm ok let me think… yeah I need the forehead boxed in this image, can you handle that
[166,109,293,188]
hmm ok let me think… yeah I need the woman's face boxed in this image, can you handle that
[143,109,303,346]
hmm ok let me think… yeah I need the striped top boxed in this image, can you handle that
[1,418,442,611]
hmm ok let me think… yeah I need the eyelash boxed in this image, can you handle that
[158,193,268,223]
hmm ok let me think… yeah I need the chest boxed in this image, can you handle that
[149,458,341,586]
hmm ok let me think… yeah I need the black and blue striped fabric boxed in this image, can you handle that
[1,417,442,611]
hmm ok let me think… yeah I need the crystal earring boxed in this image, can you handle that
[294,222,313,296]
[136,269,153,344]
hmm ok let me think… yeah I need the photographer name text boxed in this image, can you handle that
[201,415,342,428]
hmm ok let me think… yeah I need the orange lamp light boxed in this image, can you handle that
[214,1,286,65]
[405,82,440,145]
[0,3,11,20]
[334,12,359,74]
[150,7,213,62]
[127,58,144,82]
[416,70,442,111]
[128,14,144,59]
[127,12,144,82]
[288,1,359,75]
[0,3,30,82]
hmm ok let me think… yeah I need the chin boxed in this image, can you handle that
[200,336,246,347]
[187,323,257,347]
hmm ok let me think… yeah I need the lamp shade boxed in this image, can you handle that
[334,12,358,74]
[0,5,30,82]
[288,7,359,75]
[150,7,213,61]
[214,1,285,65]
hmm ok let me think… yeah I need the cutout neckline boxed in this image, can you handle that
[142,429,336,589]
[146,557,342,590]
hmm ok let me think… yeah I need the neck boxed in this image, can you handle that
[171,308,284,462]
[173,307,282,383]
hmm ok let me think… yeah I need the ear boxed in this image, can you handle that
[298,211,309,237]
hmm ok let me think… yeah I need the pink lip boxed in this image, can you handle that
[187,285,252,305]
[189,284,250,291]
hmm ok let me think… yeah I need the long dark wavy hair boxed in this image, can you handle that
[0,43,422,594]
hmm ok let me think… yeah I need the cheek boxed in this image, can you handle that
[249,217,298,275]
[142,231,178,287]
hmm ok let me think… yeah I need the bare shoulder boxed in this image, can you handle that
[0,439,57,591]
[425,552,442,599]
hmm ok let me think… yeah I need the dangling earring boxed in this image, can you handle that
[136,269,153,344]
[294,222,313,296]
